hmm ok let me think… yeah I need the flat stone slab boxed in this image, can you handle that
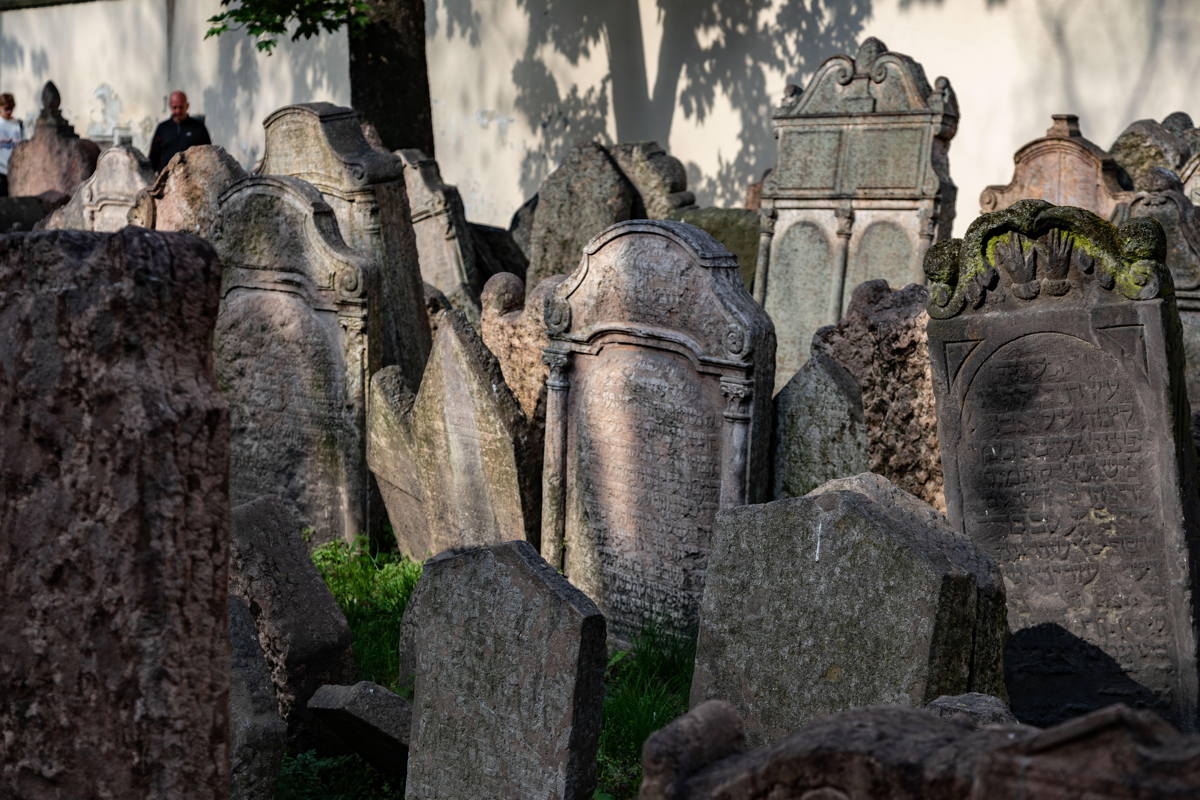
[309,681,412,781]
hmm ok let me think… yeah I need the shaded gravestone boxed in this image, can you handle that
[0,193,68,232]
[667,206,759,290]
[470,221,529,283]
[608,140,696,219]
[309,682,411,781]
[755,37,957,388]
[257,103,431,391]
[0,228,229,799]
[541,220,774,642]
[367,309,541,558]
[213,175,378,546]
[229,595,287,800]
[925,199,1200,730]
[398,148,484,313]
[481,271,567,425]
[400,540,606,800]
[1110,114,1198,189]
[692,473,1006,747]
[7,81,100,197]
[42,144,155,231]
[981,114,1133,219]
[128,144,247,238]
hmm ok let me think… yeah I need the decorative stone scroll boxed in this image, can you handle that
[925,199,1200,730]
[42,144,155,231]
[541,220,775,642]
[755,37,958,389]
[213,176,379,547]
[257,103,430,391]
[8,81,101,197]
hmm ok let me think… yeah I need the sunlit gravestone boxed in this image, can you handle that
[925,199,1200,730]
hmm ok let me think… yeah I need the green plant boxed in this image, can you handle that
[275,749,396,800]
[594,626,697,800]
[311,538,422,693]
[205,0,372,54]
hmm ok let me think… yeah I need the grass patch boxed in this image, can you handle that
[594,626,697,800]
[276,750,398,800]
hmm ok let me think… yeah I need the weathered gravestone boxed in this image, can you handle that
[7,81,100,197]
[367,309,540,558]
[229,595,287,800]
[541,220,774,642]
[667,206,759,290]
[398,148,484,314]
[755,37,957,388]
[128,144,248,238]
[0,228,229,799]
[1109,112,1200,191]
[257,103,431,391]
[42,144,155,231]
[400,540,606,800]
[981,114,1134,219]
[608,140,696,219]
[925,199,1200,730]
[213,176,380,546]
[691,473,1006,747]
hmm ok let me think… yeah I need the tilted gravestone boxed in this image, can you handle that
[608,140,696,219]
[691,473,1007,747]
[7,81,100,197]
[925,199,1200,730]
[128,144,248,238]
[755,37,957,389]
[1109,112,1200,192]
[400,541,606,800]
[257,103,431,391]
[541,220,774,642]
[0,228,229,798]
[213,175,380,546]
[42,144,155,231]
[367,309,541,558]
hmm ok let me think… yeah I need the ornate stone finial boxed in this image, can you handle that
[35,80,74,135]
[1047,114,1081,138]
[42,81,60,113]
[855,37,888,69]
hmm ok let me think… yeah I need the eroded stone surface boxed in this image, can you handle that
[128,144,248,238]
[667,206,759,290]
[0,228,229,799]
[42,144,155,231]
[925,693,1018,728]
[480,272,566,425]
[1110,113,1199,189]
[608,140,695,219]
[230,595,287,800]
[401,541,606,800]
[7,81,100,197]
[926,200,1200,730]
[309,682,411,781]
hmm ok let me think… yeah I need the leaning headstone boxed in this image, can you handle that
[367,309,541,558]
[667,206,759,290]
[608,140,696,219]
[309,682,411,782]
[257,103,431,391]
[398,148,484,313]
[0,228,229,799]
[470,221,529,282]
[128,144,247,238]
[755,37,957,385]
[42,144,155,231]
[229,595,287,800]
[401,540,606,800]
[213,176,378,546]
[692,473,1007,747]
[7,81,100,197]
[981,114,1133,218]
[1109,112,1200,190]
[542,220,774,641]
[925,199,1200,730]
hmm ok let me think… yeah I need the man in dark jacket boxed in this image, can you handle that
[149,91,211,172]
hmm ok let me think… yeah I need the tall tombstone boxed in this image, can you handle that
[7,81,101,198]
[541,220,775,642]
[0,228,229,799]
[755,37,957,389]
[400,540,606,800]
[397,148,483,314]
[213,176,379,547]
[257,103,431,391]
[128,144,248,238]
[925,199,1200,730]
[42,144,155,231]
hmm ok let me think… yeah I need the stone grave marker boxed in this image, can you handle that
[925,199,1200,730]
[0,228,229,799]
[541,220,774,642]
[608,140,696,219]
[128,144,248,238]
[213,175,380,546]
[42,144,155,231]
[367,309,540,558]
[257,103,430,391]
[7,81,100,197]
[755,37,957,387]
[668,206,760,290]
[401,540,606,800]
[1109,112,1200,191]
[691,473,1007,747]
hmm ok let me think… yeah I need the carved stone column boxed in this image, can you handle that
[719,378,753,509]
[540,349,572,569]
[753,205,776,304]
[829,204,855,323]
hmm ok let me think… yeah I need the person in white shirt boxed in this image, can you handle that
[0,93,24,197]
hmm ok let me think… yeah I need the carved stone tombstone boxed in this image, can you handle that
[7,81,100,197]
[128,144,248,238]
[213,176,379,547]
[42,144,155,231]
[257,103,430,390]
[925,199,1200,730]
[541,220,775,642]
[755,37,957,388]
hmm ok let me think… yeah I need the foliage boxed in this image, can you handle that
[204,0,373,54]
[310,537,423,693]
[275,749,397,800]
[594,626,697,800]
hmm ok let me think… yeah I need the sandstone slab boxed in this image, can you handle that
[42,144,154,231]
[309,682,411,781]
[128,144,248,238]
[229,595,287,800]
[7,81,100,197]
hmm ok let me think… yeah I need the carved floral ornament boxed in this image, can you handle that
[924,199,1169,320]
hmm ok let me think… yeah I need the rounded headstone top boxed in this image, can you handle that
[1163,112,1195,135]
[481,272,525,316]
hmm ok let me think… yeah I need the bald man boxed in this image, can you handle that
[149,91,211,172]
